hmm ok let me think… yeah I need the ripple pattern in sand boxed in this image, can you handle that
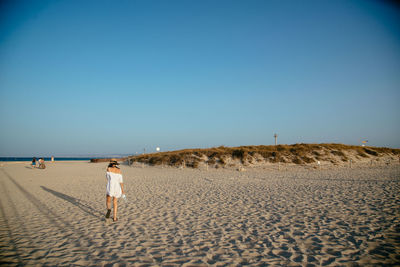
[0,164,399,266]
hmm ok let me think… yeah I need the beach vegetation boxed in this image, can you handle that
[293,157,303,164]
[364,148,378,156]
[126,143,400,169]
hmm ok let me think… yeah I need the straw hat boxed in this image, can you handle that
[110,159,119,165]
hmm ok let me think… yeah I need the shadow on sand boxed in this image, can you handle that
[41,186,103,219]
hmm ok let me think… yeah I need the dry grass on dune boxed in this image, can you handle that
[127,144,400,169]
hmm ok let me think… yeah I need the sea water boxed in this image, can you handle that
[0,157,94,162]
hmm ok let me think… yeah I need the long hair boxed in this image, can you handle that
[108,161,119,168]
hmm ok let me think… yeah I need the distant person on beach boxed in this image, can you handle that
[32,157,36,168]
[38,158,46,169]
[105,160,125,222]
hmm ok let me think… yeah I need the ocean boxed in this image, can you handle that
[0,157,95,162]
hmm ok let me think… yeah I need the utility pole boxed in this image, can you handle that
[274,133,278,146]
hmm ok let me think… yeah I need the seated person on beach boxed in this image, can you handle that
[105,160,125,222]
[32,157,36,168]
[38,158,46,169]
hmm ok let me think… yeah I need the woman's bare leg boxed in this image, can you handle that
[105,195,112,218]
[106,195,111,210]
[113,197,118,221]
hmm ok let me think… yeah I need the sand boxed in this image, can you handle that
[0,161,399,266]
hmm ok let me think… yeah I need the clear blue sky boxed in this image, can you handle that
[1,0,399,156]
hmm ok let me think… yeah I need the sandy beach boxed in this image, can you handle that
[0,161,399,266]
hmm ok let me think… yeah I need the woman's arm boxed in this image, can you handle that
[120,183,124,195]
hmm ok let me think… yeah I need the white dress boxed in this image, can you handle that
[106,172,123,198]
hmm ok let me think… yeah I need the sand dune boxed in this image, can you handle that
[0,161,399,266]
[127,143,400,170]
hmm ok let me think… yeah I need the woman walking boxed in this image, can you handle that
[105,160,125,222]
